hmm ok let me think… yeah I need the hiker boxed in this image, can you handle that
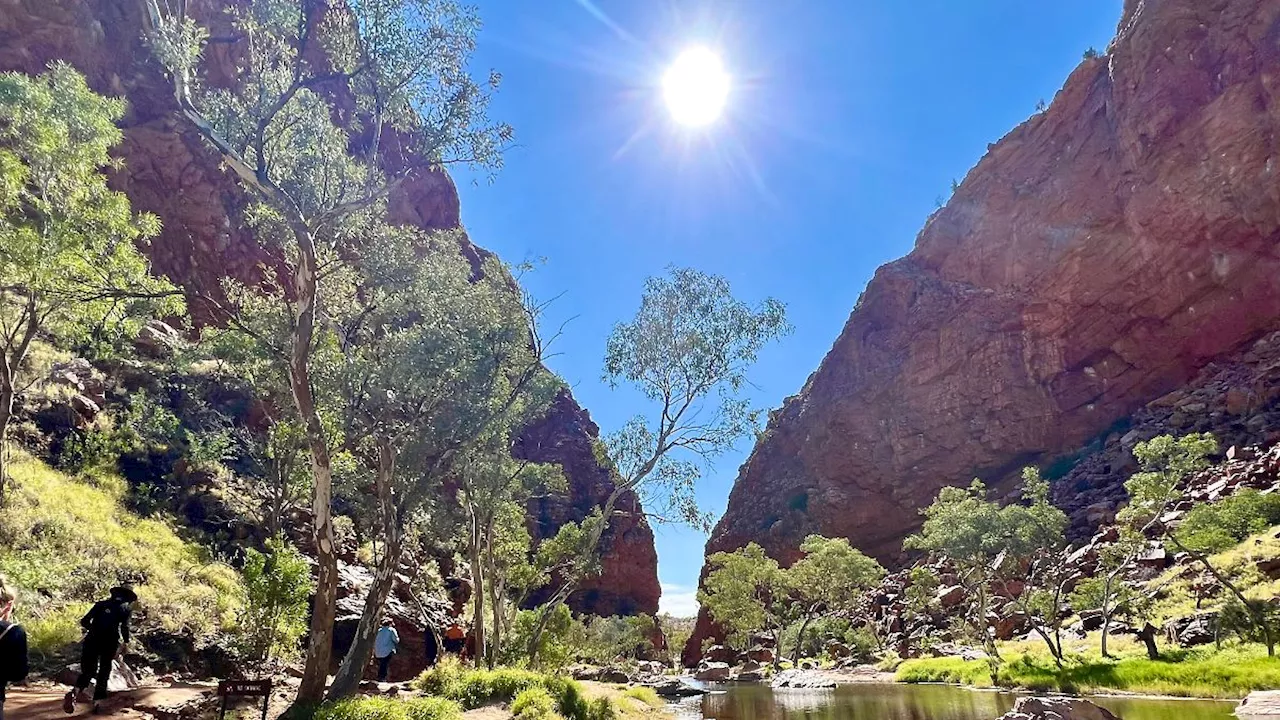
[374,618,400,682]
[0,577,28,720]
[443,621,466,658]
[64,586,135,715]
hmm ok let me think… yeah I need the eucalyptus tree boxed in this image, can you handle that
[525,266,790,660]
[142,0,509,701]
[905,469,1067,680]
[699,543,790,669]
[0,64,179,501]
[786,535,885,663]
[323,229,558,697]
[1119,434,1276,655]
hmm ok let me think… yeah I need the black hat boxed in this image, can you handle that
[110,586,138,603]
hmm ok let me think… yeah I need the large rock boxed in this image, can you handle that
[0,0,659,622]
[693,662,732,682]
[997,697,1119,720]
[1238,690,1280,717]
[684,0,1280,661]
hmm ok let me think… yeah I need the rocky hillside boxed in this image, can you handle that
[0,0,658,618]
[687,0,1280,662]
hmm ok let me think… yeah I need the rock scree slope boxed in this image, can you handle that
[686,0,1280,663]
[0,0,659,619]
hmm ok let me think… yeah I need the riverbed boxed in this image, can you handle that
[674,682,1237,720]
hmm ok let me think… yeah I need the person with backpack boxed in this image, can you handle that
[63,586,135,715]
[373,618,400,682]
[0,577,29,720]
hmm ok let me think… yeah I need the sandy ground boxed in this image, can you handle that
[5,682,216,719]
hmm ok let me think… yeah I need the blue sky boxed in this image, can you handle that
[456,0,1121,617]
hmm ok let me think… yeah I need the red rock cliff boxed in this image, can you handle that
[0,0,658,618]
[687,0,1280,663]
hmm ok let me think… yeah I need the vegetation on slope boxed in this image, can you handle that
[0,452,242,661]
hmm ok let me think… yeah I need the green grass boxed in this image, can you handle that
[415,658,614,720]
[620,687,661,708]
[897,641,1280,698]
[0,452,243,658]
[512,687,562,720]
[314,696,462,720]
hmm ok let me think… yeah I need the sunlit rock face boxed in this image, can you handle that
[685,0,1280,664]
[0,0,658,619]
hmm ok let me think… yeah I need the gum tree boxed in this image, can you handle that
[143,0,509,702]
[525,267,790,660]
[0,64,178,502]
[785,535,885,664]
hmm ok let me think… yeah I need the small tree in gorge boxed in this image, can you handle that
[905,469,1067,680]
[699,543,790,669]
[0,65,179,503]
[524,267,790,660]
[144,0,510,704]
[785,535,885,663]
[1121,433,1278,655]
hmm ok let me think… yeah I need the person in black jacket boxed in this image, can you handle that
[0,577,29,720]
[63,586,135,715]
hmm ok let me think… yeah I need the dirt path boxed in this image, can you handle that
[6,682,215,719]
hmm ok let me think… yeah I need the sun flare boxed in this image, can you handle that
[662,47,730,127]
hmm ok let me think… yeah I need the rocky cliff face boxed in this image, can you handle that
[687,0,1280,663]
[0,0,658,618]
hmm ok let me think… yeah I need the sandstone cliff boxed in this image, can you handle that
[688,0,1280,663]
[0,0,658,618]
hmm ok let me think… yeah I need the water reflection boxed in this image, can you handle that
[680,682,1235,720]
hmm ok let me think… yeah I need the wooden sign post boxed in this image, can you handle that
[217,679,273,720]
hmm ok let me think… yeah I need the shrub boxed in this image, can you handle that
[620,687,661,708]
[238,535,313,664]
[1175,490,1280,554]
[511,687,560,720]
[414,663,611,720]
[315,696,462,720]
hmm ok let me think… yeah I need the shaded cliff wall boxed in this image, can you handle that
[0,0,658,618]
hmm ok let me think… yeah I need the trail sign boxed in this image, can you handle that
[217,679,273,720]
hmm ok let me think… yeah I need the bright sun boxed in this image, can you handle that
[662,47,730,127]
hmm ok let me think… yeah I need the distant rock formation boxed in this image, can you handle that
[0,0,658,620]
[688,0,1280,662]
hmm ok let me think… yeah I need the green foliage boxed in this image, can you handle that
[512,687,561,720]
[570,614,657,665]
[1220,597,1280,647]
[1084,47,1101,59]
[238,535,313,665]
[504,605,576,669]
[414,663,610,720]
[0,63,177,351]
[603,267,791,530]
[1175,490,1280,555]
[1120,433,1217,531]
[789,534,885,616]
[699,543,787,649]
[314,696,462,720]
[896,644,1280,699]
[620,687,661,708]
[0,453,242,658]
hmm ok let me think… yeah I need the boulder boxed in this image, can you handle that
[135,319,185,358]
[1164,612,1218,647]
[694,662,731,681]
[647,678,707,697]
[597,667,631,684]
[770,669,836,689]
[1256,557,1280,580]
[745,645,775,664]
[937,585,966,608]
[1237,690,1280,717]
[734,670,765,682]
[703,644,734,664]
[57,659,142,694]
[997,697,1119,720]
